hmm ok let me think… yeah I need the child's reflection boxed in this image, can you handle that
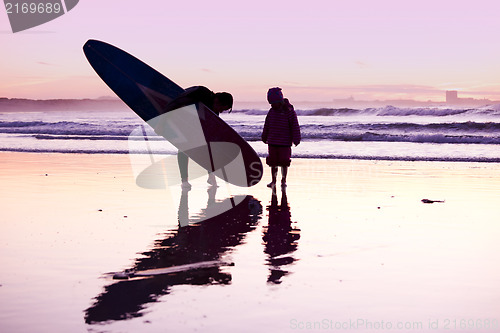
[262,188,301,284]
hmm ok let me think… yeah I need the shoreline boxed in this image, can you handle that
[2,150,500,164]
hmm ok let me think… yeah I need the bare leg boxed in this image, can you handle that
[281,166,288,187]
[281,166,288,182]
[207,172,217,187]
[268,166,278,187]
[178,151,191,189]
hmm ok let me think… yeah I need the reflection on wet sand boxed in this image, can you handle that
[262,188,301,284]
[85,187,262,324]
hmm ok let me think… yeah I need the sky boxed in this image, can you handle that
[1,0,500,103]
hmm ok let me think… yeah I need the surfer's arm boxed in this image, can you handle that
[182,86,214,103]
[164,86,214,112]
[289,109,301,146]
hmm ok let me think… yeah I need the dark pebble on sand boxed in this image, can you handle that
[421,199,445,204]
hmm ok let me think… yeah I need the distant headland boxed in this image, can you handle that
[330,91,498,108]
[1,91,499,111]
[0,97,127,112]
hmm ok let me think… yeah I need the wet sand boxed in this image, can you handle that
[0,152,499,332]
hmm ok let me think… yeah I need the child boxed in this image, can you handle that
[261,87,301,188]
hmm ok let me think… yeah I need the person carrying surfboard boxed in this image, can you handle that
[262,87,301,189]
[163,86,233,190]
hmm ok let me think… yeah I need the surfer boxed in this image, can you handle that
[164,86,233,190]
[262,87,301,188]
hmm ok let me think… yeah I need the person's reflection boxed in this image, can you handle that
[178,185,217,228]
[262,188,300,284]
[85,187,262,324]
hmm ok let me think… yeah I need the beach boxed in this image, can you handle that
[3,0,500,331]
[0,151,499,332]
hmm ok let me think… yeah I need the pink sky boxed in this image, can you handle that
[1,0,499,103]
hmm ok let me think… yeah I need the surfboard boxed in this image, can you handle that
[112,260,234,280]
[83,39,262,187]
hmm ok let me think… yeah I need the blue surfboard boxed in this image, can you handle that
[83,40,262,187]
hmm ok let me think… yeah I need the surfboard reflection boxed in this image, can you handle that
[84,192,262,324]
[262,188,301,284]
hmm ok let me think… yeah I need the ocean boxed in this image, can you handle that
[1,104,500,162]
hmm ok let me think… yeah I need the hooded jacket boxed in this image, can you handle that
[262,99,301,147]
